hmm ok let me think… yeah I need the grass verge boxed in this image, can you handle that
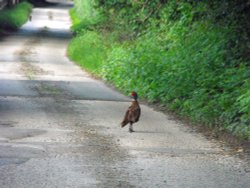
[0,1,33,30]
[68,0,250,140]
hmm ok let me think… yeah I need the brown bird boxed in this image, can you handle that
[121,91,141,133]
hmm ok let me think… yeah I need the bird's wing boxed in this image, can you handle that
[134,107,141,122]
[121,107,131,127]
[129,103,140,122]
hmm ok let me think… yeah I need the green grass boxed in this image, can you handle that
[67,3,107,75]
[0,1,33,30]
[67,31,106,75]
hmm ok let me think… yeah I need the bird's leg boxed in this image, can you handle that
[129,123,134,133]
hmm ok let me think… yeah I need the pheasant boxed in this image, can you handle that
[121,91,141,133]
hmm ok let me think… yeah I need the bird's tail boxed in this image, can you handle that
[121,120,129,128]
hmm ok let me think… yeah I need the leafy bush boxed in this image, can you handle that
[68,31,106,75]
[0,1,33,30]
[69,0,103,34]
[69,0,250,139]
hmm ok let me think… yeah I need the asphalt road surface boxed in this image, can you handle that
[0,1,249,187]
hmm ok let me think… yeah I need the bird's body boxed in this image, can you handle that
[121,91,141,132]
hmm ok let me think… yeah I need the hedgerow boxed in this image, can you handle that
[68,0,250,139]
[0,1,33,30]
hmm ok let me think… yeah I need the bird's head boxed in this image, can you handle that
[131,91,138,100]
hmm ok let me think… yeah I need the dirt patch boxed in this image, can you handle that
[32,82,62,97]
[31,82,73,99]
[14,35,48,79]
[20,61,46,79]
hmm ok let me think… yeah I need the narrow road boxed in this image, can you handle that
[0,1,249,188]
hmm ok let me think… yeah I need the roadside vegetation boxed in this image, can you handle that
[68,0,250,140]
[0,1,33,30]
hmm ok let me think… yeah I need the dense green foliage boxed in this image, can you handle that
[67,0,106,74]
[68,30,106,74]
[68,0,250,139]
[0,1,32,30]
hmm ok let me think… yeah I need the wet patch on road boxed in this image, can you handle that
[0,157,29,166]
[31,81,74,100]
[0,121,18,128]
[32,82,64,97]
[0,143,47,167]
[0,128,47,140]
